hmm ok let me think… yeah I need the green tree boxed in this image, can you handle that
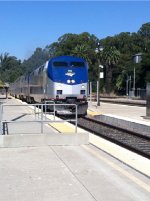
[22,47,49,74]
[101,46,120,94]
[0,53,23,83]
[72,44,92,65]
[138,22,150,38]
[141,53,150,85]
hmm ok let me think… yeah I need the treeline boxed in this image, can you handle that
[0,22,150,94]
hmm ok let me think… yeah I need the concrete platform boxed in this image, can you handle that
[0,145,150,201]
[0,133,89,147]
[0,96,150,201]
[87,101,150,135]
[88,101,149,123]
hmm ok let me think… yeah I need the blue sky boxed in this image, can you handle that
[0,1,150,61]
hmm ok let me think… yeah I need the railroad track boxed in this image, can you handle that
[77,116,150,159]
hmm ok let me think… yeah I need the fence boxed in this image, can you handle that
[88,81,146,100]
[0,103,78,135]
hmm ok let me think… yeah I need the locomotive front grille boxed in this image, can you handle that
[66,97,77,103]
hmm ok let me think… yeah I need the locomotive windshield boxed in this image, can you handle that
[53,61,85,67]
[53,62,68,67]
[70,62,85,67]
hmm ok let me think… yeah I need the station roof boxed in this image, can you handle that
[0,83,9,89]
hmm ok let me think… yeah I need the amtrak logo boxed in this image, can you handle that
[65,70,75,77]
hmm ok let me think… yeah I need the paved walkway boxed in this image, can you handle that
[0,144,150,201]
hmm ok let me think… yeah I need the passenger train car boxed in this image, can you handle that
[10,55,88,115]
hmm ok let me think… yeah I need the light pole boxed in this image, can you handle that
[132,53,142,96]
[126,75,131,97]
[126,76,129,96]
[95,43,103,106]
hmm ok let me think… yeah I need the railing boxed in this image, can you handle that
[0,103,78,135]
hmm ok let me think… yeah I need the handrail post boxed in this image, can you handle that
[0,103,3,135]
[34,105,36,119]
[75,104,78,133]
[54,102,56,120]
[41,104,43,133]
[38,105,40,119]
[90,82,92,104]
[45,101,46,120]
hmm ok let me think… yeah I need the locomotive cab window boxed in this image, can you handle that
[80,90,86,94]
[70,62,85,67]
[57,90,62,94]
[53,62,68,67]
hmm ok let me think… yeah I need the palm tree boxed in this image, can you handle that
[0,52,22,83]
[72,44,92,65]
[101,46,120,94]
[0,53,17,70]
[0,53,9,67]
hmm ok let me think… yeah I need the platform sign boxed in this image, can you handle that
[99,72,104,79]
[146,83,150,117]
[133,53,142,64]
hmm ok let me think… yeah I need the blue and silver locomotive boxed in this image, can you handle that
[10,55,88,115]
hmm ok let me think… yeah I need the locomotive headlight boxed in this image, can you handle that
[81,85,85,89]
[67,79,75,83]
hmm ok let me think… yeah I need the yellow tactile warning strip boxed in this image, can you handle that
[49,122,75,133]
[87,109,102,116]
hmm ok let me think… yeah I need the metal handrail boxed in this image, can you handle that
[0,103,78,135]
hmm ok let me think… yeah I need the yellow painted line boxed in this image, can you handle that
[82,145,150,193]
[87,109,102,116]
[49,122,75,133]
